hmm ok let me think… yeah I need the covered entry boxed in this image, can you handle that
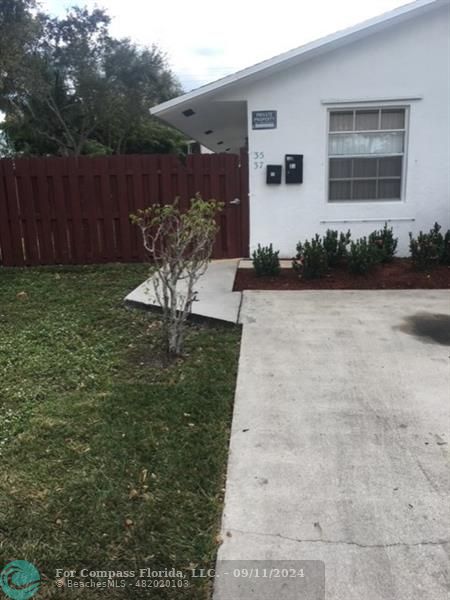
[151,96,250,258]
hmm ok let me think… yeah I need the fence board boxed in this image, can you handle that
[48,158,71,263]
[67,157,85,263]
[15,159,40,265]
[0,153,248,266]
[2,160,25,265]
[99,158,115,261]
[30,158,53,263]
[82,157,102,263]
[115,155,132,262]
[0,162,14,266]
[239,149,250,257]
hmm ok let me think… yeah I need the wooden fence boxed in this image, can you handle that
[0,153,249,266]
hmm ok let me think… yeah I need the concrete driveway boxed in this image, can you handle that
[215,290,450,600]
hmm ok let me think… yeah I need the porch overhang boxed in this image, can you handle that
[151,97,248,155]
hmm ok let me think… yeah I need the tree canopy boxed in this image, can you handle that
[0,0,38,93]
[0,4,184,156]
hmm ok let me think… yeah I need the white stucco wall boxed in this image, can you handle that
[227,5,450,256]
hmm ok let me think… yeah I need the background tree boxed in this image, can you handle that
[0,5,184,156]
[94,38,185,155]
[0,0,38,95]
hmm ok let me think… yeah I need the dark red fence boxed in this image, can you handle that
[0,153,249,266]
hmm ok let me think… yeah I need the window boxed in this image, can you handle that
[328,108,406,202]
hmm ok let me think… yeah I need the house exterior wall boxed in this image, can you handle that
[227,6,450,256]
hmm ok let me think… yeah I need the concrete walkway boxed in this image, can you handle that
[215,290,450,600]
[124,259,242,324]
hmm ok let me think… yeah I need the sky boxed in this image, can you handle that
[41,0,414,92]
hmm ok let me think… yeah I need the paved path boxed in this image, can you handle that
[215,290,450,600]
[125,259,241,323]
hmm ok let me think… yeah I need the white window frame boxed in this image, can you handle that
[326,105,410,203]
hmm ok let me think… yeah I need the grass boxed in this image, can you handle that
[0,264,241,599]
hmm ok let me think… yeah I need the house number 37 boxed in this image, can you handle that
[253,151,265,169]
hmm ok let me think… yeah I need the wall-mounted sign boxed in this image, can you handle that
[252,110,277,130]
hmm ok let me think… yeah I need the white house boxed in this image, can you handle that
[151,0,450,257]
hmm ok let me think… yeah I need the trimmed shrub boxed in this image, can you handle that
[409,223,445,270]
[368,223,398,263]
[252,243,280,277]
[348,237,380,275]
[294,235,329,279]
[323,229,351,267]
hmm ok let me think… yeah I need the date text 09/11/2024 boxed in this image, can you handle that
[55,566,307,581]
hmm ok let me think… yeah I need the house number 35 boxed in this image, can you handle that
[253,151,265,169]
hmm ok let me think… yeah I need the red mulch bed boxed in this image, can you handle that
[233,259,450,291]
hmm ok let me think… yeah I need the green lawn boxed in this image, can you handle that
[0,265,241,599]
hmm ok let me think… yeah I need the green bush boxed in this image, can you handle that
[294,235,329,279]
[368,223,398,263]
[409,223,445,270]
[348,237,380,275]
[323,229,351,266]
[252,243,280,276]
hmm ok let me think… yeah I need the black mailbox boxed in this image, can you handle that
[266,165,282,184]
[285,154,303,184]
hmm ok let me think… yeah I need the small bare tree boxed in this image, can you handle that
[131,195,222,357]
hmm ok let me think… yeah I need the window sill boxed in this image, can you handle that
[320,216,415,224]
[328,198,403,203]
